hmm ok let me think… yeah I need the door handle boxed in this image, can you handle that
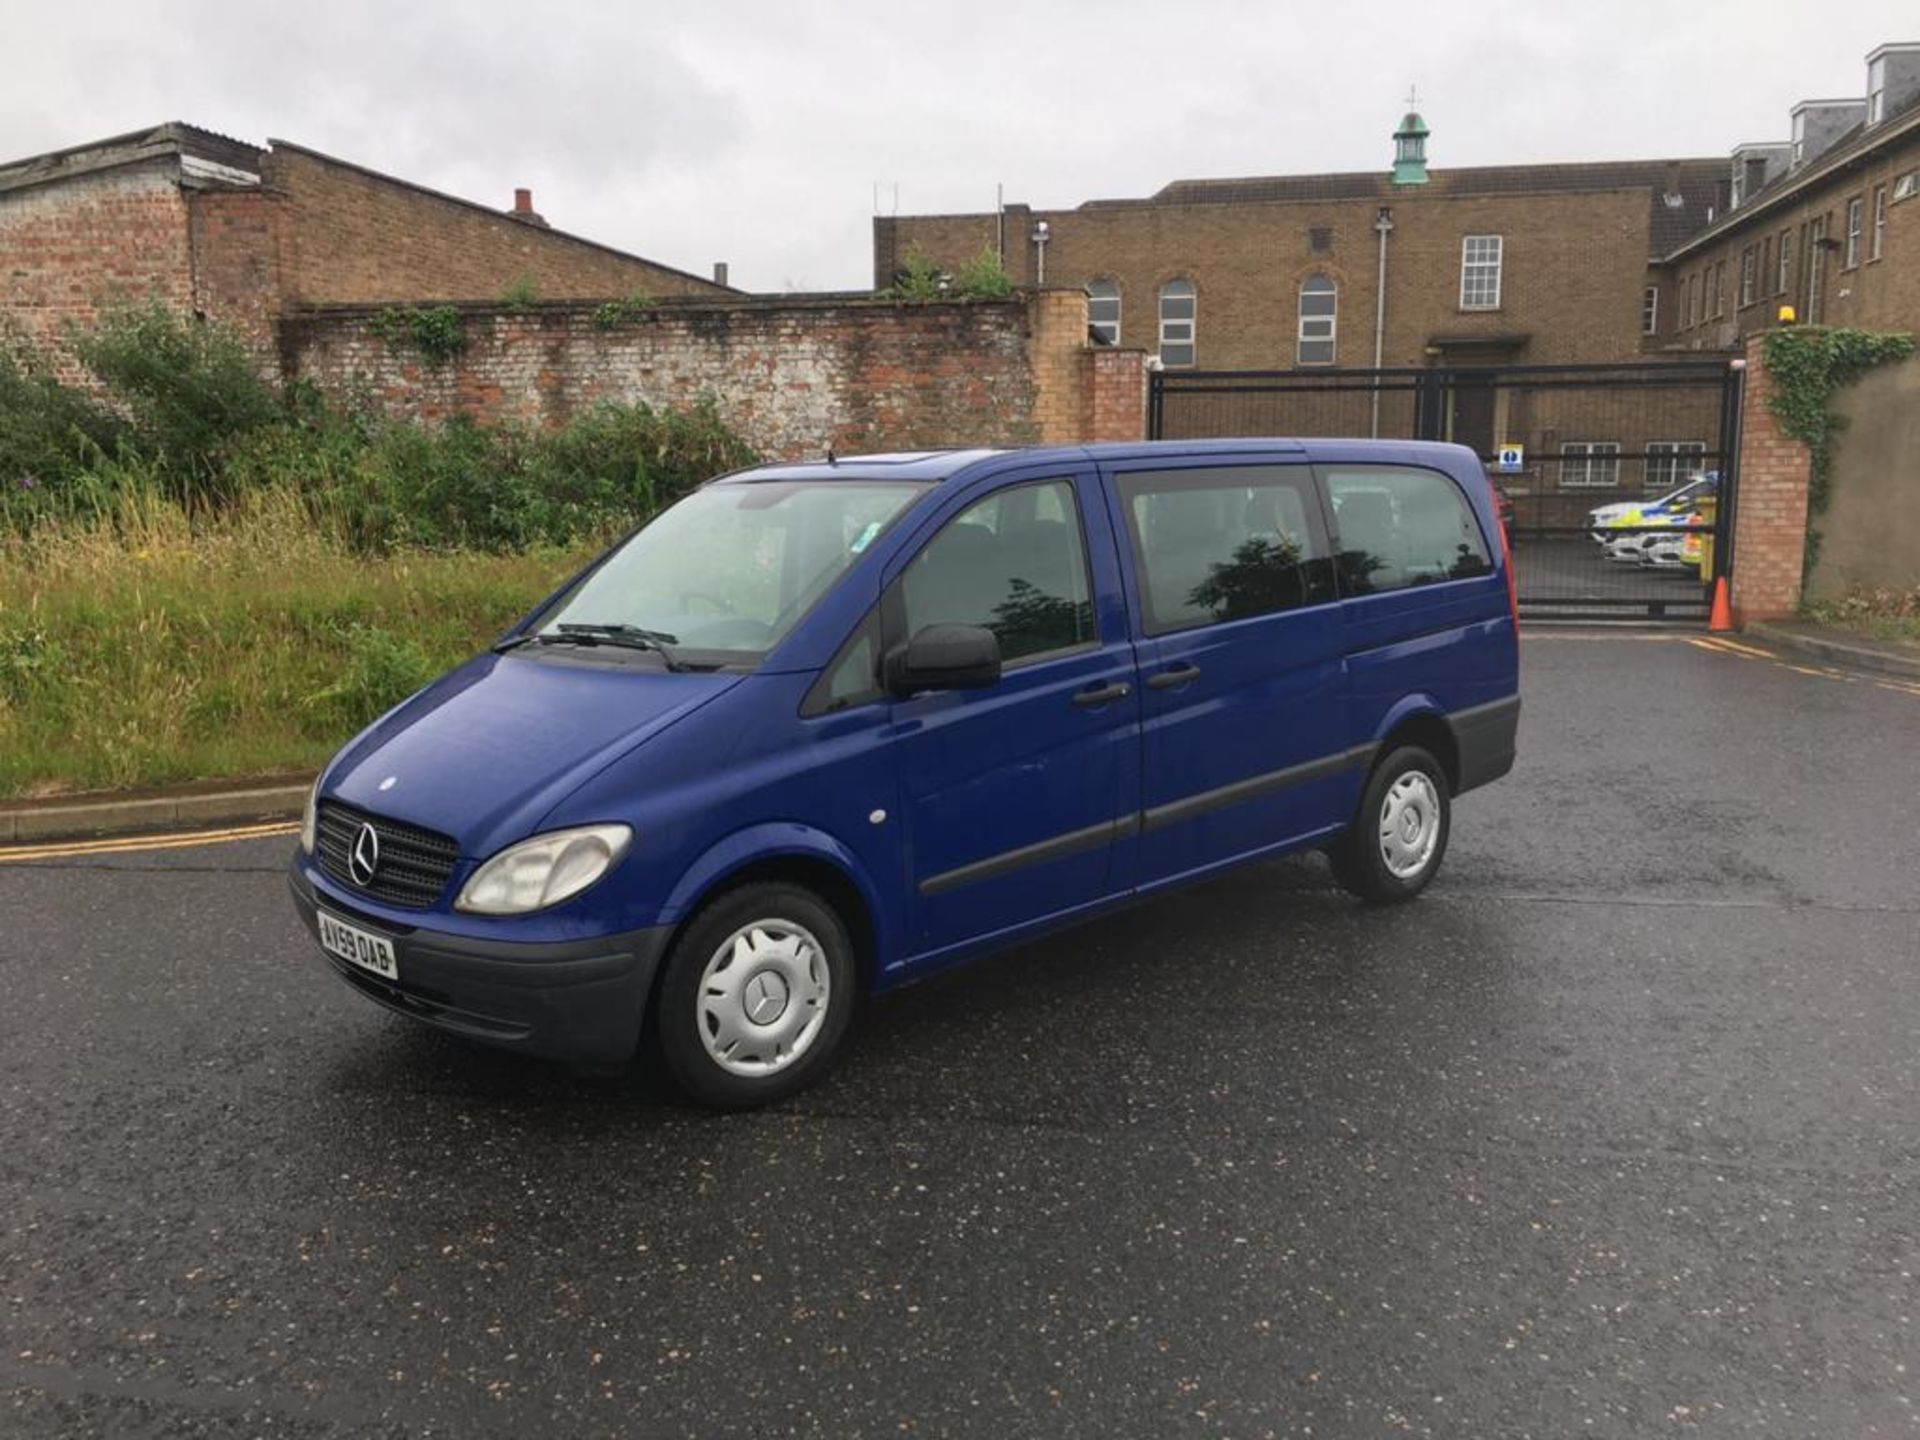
[1072,681,1132,708]
[1147,663,1202,690]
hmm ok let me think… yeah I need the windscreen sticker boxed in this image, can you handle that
[850,521,882,553]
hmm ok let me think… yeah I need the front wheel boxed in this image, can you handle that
[655,882,857,1109]
[1328,745,1451,904]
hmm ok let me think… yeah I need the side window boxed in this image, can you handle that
[1158,279,1196,367]
[801,609,882,718]
[1115,466,1335,635]
[1323,465,1493,596]
[898,479,1096,665]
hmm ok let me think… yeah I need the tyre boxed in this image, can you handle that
[655,881,857,1109]
[1329,745,1451,904]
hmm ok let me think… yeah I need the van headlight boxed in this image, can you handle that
[300,779,320,855]
[455,824,633,915]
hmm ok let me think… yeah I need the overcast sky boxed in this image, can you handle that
[2,0,1912,291]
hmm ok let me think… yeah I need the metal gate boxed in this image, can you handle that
[1148,359,1744,622]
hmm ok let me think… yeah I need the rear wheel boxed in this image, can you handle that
[655,882,856,1108]
[1329,745,1451,904]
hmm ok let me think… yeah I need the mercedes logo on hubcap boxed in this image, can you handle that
[349,822,381,887]
[744,970,789,1025]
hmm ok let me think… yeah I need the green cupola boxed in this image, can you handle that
[1392,100,1430,186]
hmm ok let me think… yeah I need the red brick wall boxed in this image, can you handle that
[263,146,726,309]
[0,163,193,378]
[282,291,1143,459]
[1730,332,1812,621]
[187,188,287,355]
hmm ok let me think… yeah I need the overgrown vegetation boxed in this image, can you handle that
[1760,326,1915,573]
[884,244,1015,301]
[0,302,760,797]
[590,292,658,329]
[370,303,469,363]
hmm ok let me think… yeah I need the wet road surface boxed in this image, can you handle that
[3,631,1918,1437]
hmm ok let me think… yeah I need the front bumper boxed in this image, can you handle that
[288,865,670,1069]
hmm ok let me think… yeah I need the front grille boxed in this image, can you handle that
[316,800,461,909]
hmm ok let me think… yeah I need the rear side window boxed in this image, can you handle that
[1114,465,1335,635]
[1322,465,1492,596]
[897,478,1096,664]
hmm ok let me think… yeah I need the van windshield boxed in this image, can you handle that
[531,479,929,661]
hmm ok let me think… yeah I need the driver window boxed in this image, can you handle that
[899,479,1096,665]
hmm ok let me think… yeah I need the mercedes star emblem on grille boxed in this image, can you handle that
[349,822,381,886]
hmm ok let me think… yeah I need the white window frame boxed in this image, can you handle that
[1158,279,1196,367]
[1868,55,1887,125]
[1739,249,1756,307]
[1560,441,1622,490]
[1641,285,1659,334]
[1777,230,1793,295]
[1296,274,1337,366]
[1845,196,1864,269]
[1713,259,1726,318]
[1644,441,1707,494]
[1087,279,1121,346]
[1791,111,1807,168]
[1872,185,1888,261]
[1459,235,1503,310]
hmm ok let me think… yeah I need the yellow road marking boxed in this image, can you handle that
[1689,637,1756,659]
[1700,636,1776,659]
[0,819,298,864]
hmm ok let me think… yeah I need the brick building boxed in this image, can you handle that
[1654,43,1920,350]
[0,122,732,374]
[876,44,1919,475]
[874,126,1725,385]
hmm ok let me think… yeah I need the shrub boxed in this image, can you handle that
[69,300,284,499]
[0,333,128,495]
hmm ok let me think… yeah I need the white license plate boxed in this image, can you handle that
[317,909,398,981]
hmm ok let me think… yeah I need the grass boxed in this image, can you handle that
[0,487,599,800]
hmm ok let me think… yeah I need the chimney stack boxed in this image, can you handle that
[713,261,730,287]
[508,188,549,228]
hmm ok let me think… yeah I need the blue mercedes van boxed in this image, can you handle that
[289,440,1519,1107]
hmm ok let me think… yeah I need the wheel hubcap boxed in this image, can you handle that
[696,920,830,1077]
[1378,771,1441,879]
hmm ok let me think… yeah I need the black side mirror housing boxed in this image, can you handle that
[884,624,1002,695]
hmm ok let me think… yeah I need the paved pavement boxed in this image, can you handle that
[3,632,1918,1438]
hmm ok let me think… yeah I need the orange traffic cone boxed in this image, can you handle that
[1709,576,1734,632]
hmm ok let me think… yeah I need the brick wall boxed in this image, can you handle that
[1807,349,1920,597]
[880,186,1656,370]
[0,162,192,378]
[1729,332,1812,621]
[187,188,287,355]
[263,145,727,309]
[282,290,1145,460]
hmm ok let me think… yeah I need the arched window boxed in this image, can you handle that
[1297,275,1337,366]
[1086,279,1121,346]
[1158,279,1195,367]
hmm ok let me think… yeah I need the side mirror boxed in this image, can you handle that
[884,624,1002,695]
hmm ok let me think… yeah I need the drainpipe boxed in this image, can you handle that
[1371,206,1395,438]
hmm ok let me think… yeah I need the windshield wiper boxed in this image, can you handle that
[495,623,686,670]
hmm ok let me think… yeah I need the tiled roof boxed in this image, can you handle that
[1089,158,1729,256]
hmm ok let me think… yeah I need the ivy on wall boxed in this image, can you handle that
[1762,326,1914,514]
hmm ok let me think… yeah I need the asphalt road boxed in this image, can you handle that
[4,633,1918,1438]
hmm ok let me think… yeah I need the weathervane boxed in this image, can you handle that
[1406,85,1421,109]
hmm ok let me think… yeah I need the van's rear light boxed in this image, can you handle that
[1497,509,1520,633]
